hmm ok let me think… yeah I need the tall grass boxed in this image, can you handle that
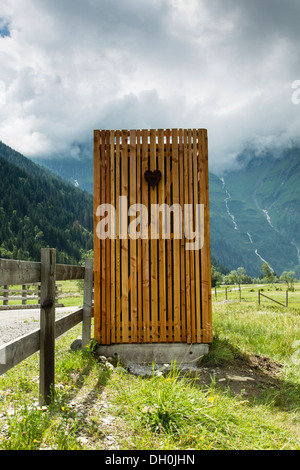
[1,301,300,450]
[213,302,300,369]
[110,365,299,450]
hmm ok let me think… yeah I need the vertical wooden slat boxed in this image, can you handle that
[22,285,27,305]
[158,129,166,341]
[199,129,212,343]
[193,129,202,343]
[105,130,111,345]
[3,285,8,306]
[82,258,94,349]
[130,130,138,342]
[165,129,173,342]
[179,129,186,342]
[121,130,129,342]
[188,129,196,343]
[172,128,181,342]
[39,248,56,406]
[142,130,150,343]
[150,129,158,342]
[110,130,116,344]
[184,130,192,343]
[136,130,143,343]
[93,130,101,344]
[115,131,121,343]
[100,130,106,344]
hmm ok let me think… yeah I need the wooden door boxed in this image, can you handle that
[93,129,212,344]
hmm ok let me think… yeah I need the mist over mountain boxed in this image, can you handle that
[1,139,299,278]
[34,142,300,278]
[33,149,94,195]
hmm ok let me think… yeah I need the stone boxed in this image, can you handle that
[226,375,255,382]
[104,362,115,371]
[98,355,107,362]
[96,343,209,366]
[70,337,82,352]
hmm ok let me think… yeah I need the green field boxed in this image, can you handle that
[1,290,300,450]
[213,283,300,310]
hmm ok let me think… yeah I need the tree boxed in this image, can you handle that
[262,262,277,284]
[211,266,223,287]
[225,267,247,287]
[280,271,296,290]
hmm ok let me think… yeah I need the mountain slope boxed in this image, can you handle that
[209,173,263,276]
[32,154,94,194]
[6,140,299,277]
[0,142,93,264]
[212,148,300,277]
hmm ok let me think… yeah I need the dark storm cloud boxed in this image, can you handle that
[0,0,300,172]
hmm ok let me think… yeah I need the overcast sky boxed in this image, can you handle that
[0,0,300,173]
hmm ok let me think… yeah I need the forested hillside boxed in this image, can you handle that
[0,142,93,264]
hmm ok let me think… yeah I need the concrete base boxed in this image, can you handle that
[96,342,209,367]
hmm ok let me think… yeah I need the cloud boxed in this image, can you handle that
[0,0,300,174]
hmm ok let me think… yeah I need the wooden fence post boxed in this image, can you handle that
[22,285,27,305]
[82,258,94,349]
[258,289,260,305]
[39,248,56,406]
[38,284,41,305]
[225,287,227,300]
[3,285,8,306]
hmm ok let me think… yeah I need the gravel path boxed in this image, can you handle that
[0,307,80,346]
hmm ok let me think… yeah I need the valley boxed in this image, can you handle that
[218,147,300,277]
[1,140,299,278]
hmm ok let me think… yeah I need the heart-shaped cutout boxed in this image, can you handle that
[144,169,162,189]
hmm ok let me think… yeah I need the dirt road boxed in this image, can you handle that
[0,307,79,345]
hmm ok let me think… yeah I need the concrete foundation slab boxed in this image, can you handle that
[96,343,209,366]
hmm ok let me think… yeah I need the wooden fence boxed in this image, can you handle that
[213,286,290,307]
[93,128,212,346]
[258,289,288,308]
[0,249,93,405]
[0,283,63,310]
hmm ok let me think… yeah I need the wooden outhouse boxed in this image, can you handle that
[93,129,212,346]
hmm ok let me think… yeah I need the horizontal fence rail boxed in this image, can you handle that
[0,258,85,285]
[211,286,290,307]
[0,249,94,406]
[0,308,84,376]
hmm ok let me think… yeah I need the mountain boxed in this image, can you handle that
[40,144,299,278]
[0,141,93,264]
[2,140,299,278]
[210,147,300,277]
[32,154,94,194]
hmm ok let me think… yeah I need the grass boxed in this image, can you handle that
[111,369,299,450]
[0,296,300,450]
